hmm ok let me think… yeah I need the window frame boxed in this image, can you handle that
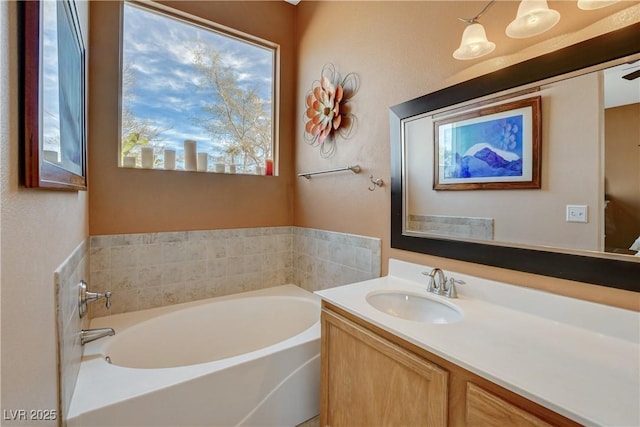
[118,0,280,175]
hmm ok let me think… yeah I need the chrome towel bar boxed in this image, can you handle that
[298,165,361,179]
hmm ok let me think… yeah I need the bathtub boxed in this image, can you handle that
[67,285,321,427]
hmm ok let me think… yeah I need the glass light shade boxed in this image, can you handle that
[506,0,560,38]
[577,0,619,10]
[453,23,496,60]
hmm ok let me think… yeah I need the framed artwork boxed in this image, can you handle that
[23,0,87,190]
[433,96,541,190]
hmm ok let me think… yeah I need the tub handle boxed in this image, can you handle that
[78,280,112,318]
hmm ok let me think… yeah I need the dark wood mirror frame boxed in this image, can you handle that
[21,0,87,191]
[390,22,640,292]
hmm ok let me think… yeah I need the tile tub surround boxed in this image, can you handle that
[55,239,89,423]
[292,227,381,292]
[89,227,293,317]
[408,214,494,240]
[89,227,381,317]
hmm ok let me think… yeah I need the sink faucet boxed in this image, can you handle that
[80,328,115,345]
[425,268,446,294]
[422,268,463,298]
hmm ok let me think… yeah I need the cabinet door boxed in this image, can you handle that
[466,383,553,427]
[321,309,448,427]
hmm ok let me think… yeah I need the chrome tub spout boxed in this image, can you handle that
[80,328,115,345]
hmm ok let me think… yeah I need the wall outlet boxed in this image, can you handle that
[566,205,588,223]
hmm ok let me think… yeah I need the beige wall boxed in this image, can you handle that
[294,1,639,310]
[605,102,640,251]
[1,0,89,424]
[89,1,297,235]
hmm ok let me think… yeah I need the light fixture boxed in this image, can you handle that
[453,1,496,60]
[577,0,620,10]
[453,24,496,60]
[506,0,560,38]
[452,0,603,61]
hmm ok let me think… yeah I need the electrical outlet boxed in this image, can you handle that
[566,205,588,223]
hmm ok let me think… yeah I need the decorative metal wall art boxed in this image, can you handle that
[304,64,358,158]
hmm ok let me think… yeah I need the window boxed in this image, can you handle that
[120,2,277,175]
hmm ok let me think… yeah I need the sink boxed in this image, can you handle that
[366,291,463,324]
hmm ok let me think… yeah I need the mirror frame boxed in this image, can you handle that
[390,23,640,292]
[21,0,88,190]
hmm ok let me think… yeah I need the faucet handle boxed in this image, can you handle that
[444,278,457,298]
[421,271,437,293]
[443,277,465,298]
[104,291,112,310]
[78,280,113,318]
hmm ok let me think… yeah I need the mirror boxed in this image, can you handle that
[22,0,87,190]
[390,23,640,292]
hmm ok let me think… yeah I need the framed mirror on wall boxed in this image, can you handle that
[22,0,87,191]
[390,22,640,292]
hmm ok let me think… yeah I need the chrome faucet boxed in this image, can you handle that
[80,328,115,345]
[78,280,112,318]
[425,268,446,294]
[422,268,463,298]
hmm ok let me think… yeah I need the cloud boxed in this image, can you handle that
[164,34,201,66]
[121,3,274,156]
[171,66,201,87]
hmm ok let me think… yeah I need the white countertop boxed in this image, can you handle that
[316,259,640,427]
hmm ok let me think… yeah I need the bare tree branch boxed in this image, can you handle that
[192,43,272,169]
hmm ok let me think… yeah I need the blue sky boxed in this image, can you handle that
[122,3,274,161]
[42,1,62,153]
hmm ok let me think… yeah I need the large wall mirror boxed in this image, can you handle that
[390,23,640,292]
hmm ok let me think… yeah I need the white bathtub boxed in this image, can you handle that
[67,285,321,427]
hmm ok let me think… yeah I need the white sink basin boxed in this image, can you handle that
[366,291,463,324]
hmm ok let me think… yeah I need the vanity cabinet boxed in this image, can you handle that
[321,305,448,426]
[465,383,553,427]
[320,302,580,427]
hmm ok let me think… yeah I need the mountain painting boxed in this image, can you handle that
[443,115,523,179]
[434,97,541,190]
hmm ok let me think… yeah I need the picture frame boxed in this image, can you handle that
[22,0,87,190]
[433,96,541,191]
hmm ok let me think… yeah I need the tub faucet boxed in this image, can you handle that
[80,328,115,345]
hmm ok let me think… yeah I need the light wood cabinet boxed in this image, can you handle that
[321,307,448,426]
[466,383,553,427]
[320,302,580,427]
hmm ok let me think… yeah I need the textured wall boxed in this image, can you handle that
[88,1,298,235]
[1,1,89,424]
[293,1,640,310]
